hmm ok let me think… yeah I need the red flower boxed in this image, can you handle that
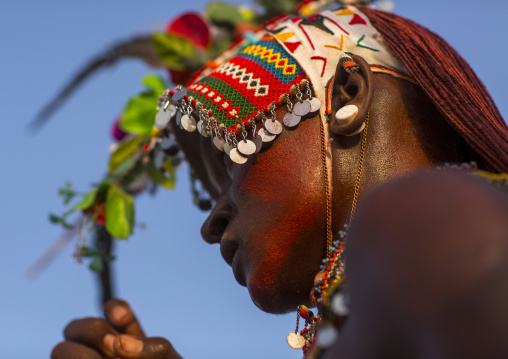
[166,12,211,84]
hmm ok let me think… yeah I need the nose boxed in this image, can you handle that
[200,196,233,244]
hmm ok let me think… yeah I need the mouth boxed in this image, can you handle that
[220,237,246,286]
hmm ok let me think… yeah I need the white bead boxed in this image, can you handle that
[335,104,358,125]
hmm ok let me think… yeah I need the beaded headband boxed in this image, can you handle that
[155,5,413,165]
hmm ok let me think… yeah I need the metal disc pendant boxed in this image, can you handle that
[258,128,276,142]
[264,119,282,135]
[160,136,173,149]
[176,111,182,126]
[155,106,173,130]
[253,135,263,152]
[293,100,311,116]
[331,293,350,316]
[307,97,322,113]
[229,148,248,164]
[181,114,196,132]
[315,326,338,348]
[172,88,187,102]
[213,137,225,151]
[197,120,210,137]
[287,332,305,349]
[237,139,256,156]
[283,112,301,128]
[154,149,165,168]
[223,142,233,156]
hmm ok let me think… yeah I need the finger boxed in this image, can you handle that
[113,335,182,359]
[104,298,145,337]
[64,317,118,357]
[51,341,102,359]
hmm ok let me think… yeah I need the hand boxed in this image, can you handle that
[51,298,182,359]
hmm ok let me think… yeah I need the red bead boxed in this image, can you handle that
[191,99,197,106]
[300,310,309,319]
[184,95,189,102]
[142,143,150,151]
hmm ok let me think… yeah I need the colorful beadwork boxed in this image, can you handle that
[338,53,359,73]
[187,36,306,130]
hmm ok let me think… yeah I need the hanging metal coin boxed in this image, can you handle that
[223,142,233,156]
[197,120,211,137]
[286,332,306,349]
[307,97,322,113]
[253,135,263,152]
[258,128,276,142]
[212,136,225,151]
[237,139,256,156]
[159,136,173,149]
[331,293,350,316]
[181,114,196,132]
[315,326,338,348]
[155,108,170,130]
[264,119,282,135]
[176,110,182,126]
[293,100,311,116]
[172,88,187,102]
[154,149,165,168]
[229,148,248,164]
[283,112,301,128]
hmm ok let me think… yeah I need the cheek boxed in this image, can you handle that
[233,120,327,311]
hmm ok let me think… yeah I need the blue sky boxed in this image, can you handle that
[1,1,507,358]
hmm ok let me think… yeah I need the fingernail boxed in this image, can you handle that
[119,335,143,354]
[103,334,116,355]
[111,305,131,325]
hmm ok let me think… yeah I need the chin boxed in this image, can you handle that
[246,273,314,314]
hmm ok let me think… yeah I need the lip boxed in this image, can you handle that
[220,237,246,286]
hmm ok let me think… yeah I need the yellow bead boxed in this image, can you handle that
[150,128,162,138]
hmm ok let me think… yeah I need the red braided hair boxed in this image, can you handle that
[361,7,508,173]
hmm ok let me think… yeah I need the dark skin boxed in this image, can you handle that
[324,171,508,359]
[51,55,500,358]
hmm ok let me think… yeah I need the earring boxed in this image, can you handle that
[339,53,359,74]
[335,104,358,125]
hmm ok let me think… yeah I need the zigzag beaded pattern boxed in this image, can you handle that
[187,36,306,130]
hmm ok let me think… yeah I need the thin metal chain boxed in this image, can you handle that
[319,119,333,257]
[349,112,370,225]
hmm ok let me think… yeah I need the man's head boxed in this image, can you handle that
[168,4,507,313]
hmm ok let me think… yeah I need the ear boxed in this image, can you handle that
[329,54,374,136]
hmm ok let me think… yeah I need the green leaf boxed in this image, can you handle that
[79,246,96,258]
[101,254,116,263]
[72,189,97,211]
[105,185,134,240]
[147,163,175,189]
[58,182,77,205]
[109,136,143,173]
[89,256,103,273]
[120,93,157,135]
[151,33,195,70]
[49,213,73,229]
[142,75,166,95]
[206,2,242,27]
